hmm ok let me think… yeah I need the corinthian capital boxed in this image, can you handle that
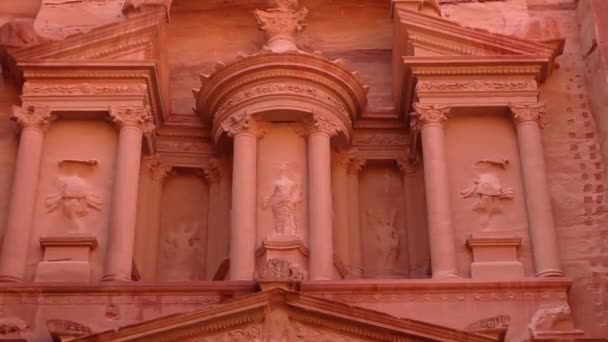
[510,103,545,127]
[109,106,155,133]
[397,158,418,176]
[302,113,344,137]
[146,156,172,182]
[221,112,267,138]
[411,103,450,130]
[11,105,54,129]
[332,149,356,169]
[202,158,224,183]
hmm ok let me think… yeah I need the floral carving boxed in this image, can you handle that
[46,176,102,234]
[510,103,545,127]
[460,159,513,231]
[411,103,450,130]
[109,106,155,133]
[46,319,92,337]
[255,258,305,281]
[11,105,54,129]
[263,163,302,237]
[254,0,308,53]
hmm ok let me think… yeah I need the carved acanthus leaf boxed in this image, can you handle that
[302,113,344,136]
[510,103,545,127]
[411,103,450,129]
[11,105,54,129]
[109,106,155,133]
[220,112,266,137]
[147,156,173,181]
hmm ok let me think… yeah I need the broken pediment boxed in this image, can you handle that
[71,288,497,342]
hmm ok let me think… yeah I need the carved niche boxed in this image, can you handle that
[263,162,303,238]
[460,159,513,231]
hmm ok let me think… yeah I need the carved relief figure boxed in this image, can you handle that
[460,159,513,231]
[46,175,102,233]
[529,304,577,334]
[255,258,305,281]
[162,221,202,280]
[263,163,302,237]
[366,209,400,275]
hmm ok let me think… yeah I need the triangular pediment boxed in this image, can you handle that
[5,8,166,62]
[72,288,496,342]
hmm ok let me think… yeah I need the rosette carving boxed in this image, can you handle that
[11,105,54,129]
[109,106,155,133]
[510,103,545,127]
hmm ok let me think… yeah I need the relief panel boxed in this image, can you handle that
[158,170,209,281]
[445,115,533,277]
[359,161,409,278]
[28,120,117,281]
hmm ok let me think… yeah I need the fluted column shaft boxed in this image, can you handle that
[413,103,458,278]
[511,103,564,277]
[103,106,154,281]
[0,106,53,281]
[331,151,352,266]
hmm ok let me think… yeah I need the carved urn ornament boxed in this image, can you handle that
[254,0,308,53]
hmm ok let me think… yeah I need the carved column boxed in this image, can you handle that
[103,106,155,281]
[397,158,418,278]
[306,114,341,280]
[510,103,564,277]
[347,159,365,278]
[222,113,263,280]
[203,158,229,280]
[0,106,54,281]
[146,158,171,280]
[331,150,352,267]
[412,103,458,278]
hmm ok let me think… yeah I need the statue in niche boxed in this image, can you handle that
[460,159,513,231]
[366,209,400,275]
[162,221,201,280]
[263,163,302,237]
[46,175,102,234]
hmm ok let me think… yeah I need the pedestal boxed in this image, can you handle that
[35,236,97,282]
[466,233,524,280]
[256,238,309,279]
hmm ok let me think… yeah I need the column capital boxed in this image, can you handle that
[510,103,545,127]
[397,158,418,176]
[411,103,450,130]
[347,159,366,175]
[301,113,345,137]
[11,105,55,129]
[203,158,226,184]
[332,149,356,169]
[221,111,267,138]
[147,156,172,182]
[109,106,155,133]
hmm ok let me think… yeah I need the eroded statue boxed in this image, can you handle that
[263,164,302,237]
[367,209,400,274]
[162,221,202,280]
[46,176,102,233]
[460,159,513,231]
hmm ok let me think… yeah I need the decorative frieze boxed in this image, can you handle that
[352,133,409,146]
[23,83,148,96]
[416,79,537,92]
[11,105,54,129]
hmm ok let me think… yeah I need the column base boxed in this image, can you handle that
[536,269,565,277]
[101,274,132,282]
[35,236,97,282]
[0,275,22,282]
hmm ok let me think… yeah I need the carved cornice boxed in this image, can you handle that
[194,51,367,142]
[411,103,450,130]
[11,105,54,129]
[109,105,155,133]
[510,103,545,127]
